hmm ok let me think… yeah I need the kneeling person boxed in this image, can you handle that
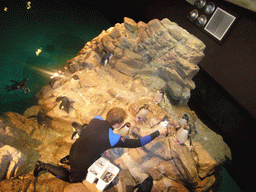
[34,107,167,183]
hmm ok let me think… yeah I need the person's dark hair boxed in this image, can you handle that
[106,107,127,126]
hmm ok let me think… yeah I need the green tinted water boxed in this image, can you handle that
[0,2,112,115]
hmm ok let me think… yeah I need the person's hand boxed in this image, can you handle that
[158,126,168,136]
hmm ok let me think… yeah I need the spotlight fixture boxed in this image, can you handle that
[188,9,199,21]
[187,0,237,42]
[195,0,206,9]
[204,2,215,14]
[196,15,207,27]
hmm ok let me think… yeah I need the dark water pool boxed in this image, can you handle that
[0,1,112,115]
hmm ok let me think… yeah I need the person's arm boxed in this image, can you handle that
[109,129,160,148]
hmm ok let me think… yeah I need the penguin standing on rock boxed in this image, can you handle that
[174,122,197,145]
[177,114,189,127]
[56,96,74,114]
[154,89,165,104]
[28,109,53,127]
[49,76,62,89]
[151,115,170,129]
[69,75,82,89]
[135,104,151,123]
[133,175,153,192]
[114,122,131,136]
[100,51,113,66]
[174,123,191,145]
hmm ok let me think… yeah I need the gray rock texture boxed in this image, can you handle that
[63,17,205,105]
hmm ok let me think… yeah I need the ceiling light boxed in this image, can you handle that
[196,15,207,27]
[195,0,206,9]
[204,2,215,14]
[188,9,199,21]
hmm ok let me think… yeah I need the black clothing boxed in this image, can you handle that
[36,116,160,183]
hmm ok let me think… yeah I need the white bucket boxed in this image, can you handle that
[85,157,120,191]
[86,157,109,183]
[96,163,120,191]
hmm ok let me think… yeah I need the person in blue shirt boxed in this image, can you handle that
[33,107,167,183]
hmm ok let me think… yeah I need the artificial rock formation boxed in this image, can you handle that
[64,17,205,105]
[0,18,231,192]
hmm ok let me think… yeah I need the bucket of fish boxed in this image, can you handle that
[85,157,109,184]
[96,163,120,191]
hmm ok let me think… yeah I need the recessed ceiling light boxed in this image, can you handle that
[204,2,215,14]
[188,9,199,21]
[195,0,206,9]
[196,15,207,27]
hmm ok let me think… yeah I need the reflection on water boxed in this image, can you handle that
[0,1,112,115]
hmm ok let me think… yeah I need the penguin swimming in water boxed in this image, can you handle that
[71,122,88,140]
[114,122,131,136]
[28,109,52,127]
[135,104,151,123]
[100,51,113,66]
[133,175,153,192]
[5,78,30,93]
[56,96,74,114]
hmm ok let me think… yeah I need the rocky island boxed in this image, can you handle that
[0,17,231,192]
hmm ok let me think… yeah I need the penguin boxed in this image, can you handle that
[114,122,131,137]
[69,75,82,89]
[154,89,164,104]
[6,78,30,93]
[177,114,189,127]
[28,109,52,127]
[175,122,197,145]
[135,104,151,123]
[49,76,62,89]
[175,123,190,145]
[133,175,153,192]
[100,51,113,66]
[151,115,170,128]
[56,96,74,114]
[71,122,88,140]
